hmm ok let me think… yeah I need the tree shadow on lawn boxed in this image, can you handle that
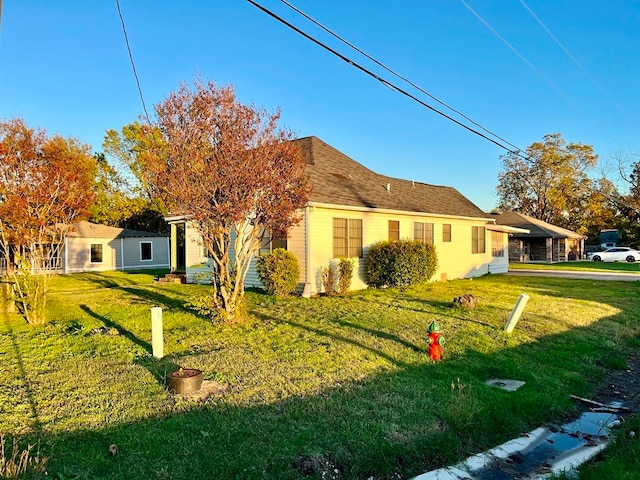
[252,310,417,368]
[14,277,640,479]
[120,285,201,315]
[34,318,632,480]
[78,304,182,386]
[358,293,498,330]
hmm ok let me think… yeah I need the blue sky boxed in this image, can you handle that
[2,1,639,211]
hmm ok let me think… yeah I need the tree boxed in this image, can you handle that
[602,151,640,246]
[134,78,311,320]
[89,152,168,234]
[496,133,599,231]
[0,118,95,324]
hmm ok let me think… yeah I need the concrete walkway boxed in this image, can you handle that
[411,408,620,479]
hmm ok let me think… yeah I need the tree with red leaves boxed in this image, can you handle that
[0,118,95,324]
[136,78,311,320]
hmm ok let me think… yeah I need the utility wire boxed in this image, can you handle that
[279,0,522,153]
[519,0,638,127]
[248,0,527,159]
[459,0,622,146]
[115,0,151,123]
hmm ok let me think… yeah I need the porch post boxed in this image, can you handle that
[170,223,177,272]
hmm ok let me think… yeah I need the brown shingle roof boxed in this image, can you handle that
[66,221,165,239]
[298,136,490,219]
[491,211,584,239]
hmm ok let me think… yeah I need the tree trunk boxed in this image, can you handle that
[1,277,16,314]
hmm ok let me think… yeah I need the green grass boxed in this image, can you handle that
[509,261,640,273]
[1,271,640,479]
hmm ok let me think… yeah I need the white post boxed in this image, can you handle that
[151,307,164,358]
[504,294,530,333]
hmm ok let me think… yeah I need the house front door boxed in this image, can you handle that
[175,223,186,272]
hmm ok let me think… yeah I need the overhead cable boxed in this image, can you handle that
[248,0,527,159]
[520,0,638,128]
[279,0,522,154]
[459,0,622,146]
[115,0,151,123]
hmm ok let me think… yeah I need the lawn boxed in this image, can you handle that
[1,271,639,479]
[509,260,640,273]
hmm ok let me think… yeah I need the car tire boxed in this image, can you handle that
[626,255,636,263]
[592,255,601,262]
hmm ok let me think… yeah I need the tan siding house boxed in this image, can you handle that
[166,137,525,293]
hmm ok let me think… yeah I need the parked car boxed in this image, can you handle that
[591,247,640,263]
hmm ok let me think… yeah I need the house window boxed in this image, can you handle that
[414,222,434,244]
[491,231,504,257]
[258,236,288,256]
[472,226,486,254]
[333,218,363,258]
[443,224,452,242]
[90,243,103,263]
[388,220,400,241]
[141,242,152,261]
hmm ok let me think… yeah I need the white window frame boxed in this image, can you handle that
[140,241,153,262]
[491,231,504,257]
[90,243,104,264]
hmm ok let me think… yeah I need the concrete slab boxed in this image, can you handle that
[485,379,526,392]
[410,409,618,480]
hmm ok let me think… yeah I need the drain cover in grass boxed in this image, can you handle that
[485,379,526,391]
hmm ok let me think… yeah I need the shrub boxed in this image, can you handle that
[256,248,300,297]
[321,263,336,295]
[0,433,48,479]
[336,257,355,294]
[366,239,438,288]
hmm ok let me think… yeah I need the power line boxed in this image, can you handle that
[519,0,639,128]
[115,0,151,123]
[248,0,527,159]
[459,0,623,147]
[279,0,522,154]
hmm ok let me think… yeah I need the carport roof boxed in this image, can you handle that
[490,212,585,239]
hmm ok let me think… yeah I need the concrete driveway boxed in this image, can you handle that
[506,269,640,281]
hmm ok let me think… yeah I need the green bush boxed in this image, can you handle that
[256,248,300,297]
[366,239,438,288]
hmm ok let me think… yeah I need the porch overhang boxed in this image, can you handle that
[486,224,530,234]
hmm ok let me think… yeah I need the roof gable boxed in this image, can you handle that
[297,136,490,219]
[491,212,584,239]
[66,221,166,239]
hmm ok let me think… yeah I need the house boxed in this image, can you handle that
[166,136,526,293]
[60,221,170,273]
[491,211,585,262]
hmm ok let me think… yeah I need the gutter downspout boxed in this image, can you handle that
[303,205,312,298]
[64,236,68,274]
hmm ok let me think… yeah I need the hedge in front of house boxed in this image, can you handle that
[366,239,438,288]
[256,248,300,297]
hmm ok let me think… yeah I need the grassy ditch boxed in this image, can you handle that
[1,271,639,479]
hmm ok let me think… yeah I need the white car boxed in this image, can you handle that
[591,247,640,263]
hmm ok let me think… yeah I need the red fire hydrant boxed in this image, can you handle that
[427,320,445,361]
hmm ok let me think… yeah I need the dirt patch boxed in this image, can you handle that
[591,351,640,412]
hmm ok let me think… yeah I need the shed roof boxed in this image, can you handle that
[66,221,166,239]
[490,212,584,239]
[299,136,491,220]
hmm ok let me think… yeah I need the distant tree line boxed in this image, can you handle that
[495,133,640,247]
